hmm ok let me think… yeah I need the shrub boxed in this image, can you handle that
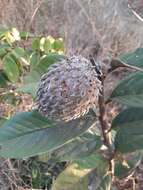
[0,27,143,189]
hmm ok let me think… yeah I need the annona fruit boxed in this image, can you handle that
[36,55,102,122]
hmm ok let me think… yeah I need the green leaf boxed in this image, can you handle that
[112,107,143,130]
[115,131,141,153]
[0,70,9,87]
[30,52,40,70]
[19,31,32,39]
[76,153,109,181]
[0,48,7,58]
[17,54,65,97]
[50,130,102,162]
[17,82,38,97]
[3,54,20,82]
[119,48,143,69]
[4,28,20,44]
[52,163,90,190]
[35,53,65,74]
[38,130,102,163]
[40,37,45,51]
[0,110,96,158]
[43,38,52,53]
[110,72,143,107]
[114,108,143,152]
[32,38,40,50]
[52,39,64,51]
[52,159,110,190]
[12,47,26,59]
[76,154,108,171]
[27,53,64,82]
[0,44,10,58]
[0,117,7,127]
[11,47,29,66]
[53,168,111,190]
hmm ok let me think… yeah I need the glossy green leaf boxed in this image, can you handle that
[114,108,143,152]
[3,54,19,82]
[38,129,102,163]
[0,110,96,158]
[50,130,102,162]
[110,72,143,107]
[112,108,143,130]
[119,48,143,69]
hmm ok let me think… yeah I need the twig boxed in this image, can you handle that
[128,3,143,23]
[98,74,115,176]
[98,93,108,145]
[73,0,103,44]
[29,0,44,31]
[73,0,93,28]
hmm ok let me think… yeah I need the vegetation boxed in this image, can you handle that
[1,26,143,190]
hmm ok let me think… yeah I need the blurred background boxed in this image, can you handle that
[1,0,143,56]
[0,0,143,189]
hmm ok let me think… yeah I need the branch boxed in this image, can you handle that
[98,74,115,176]
[128,3,143,23]
[98,79,109,146]
[73,0,103,45]
[29,0,44,31]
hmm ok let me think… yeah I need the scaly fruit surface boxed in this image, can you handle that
[36,55,102,122]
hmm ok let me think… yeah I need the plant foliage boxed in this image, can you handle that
[1,27,143,189]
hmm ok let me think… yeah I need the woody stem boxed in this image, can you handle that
[98,75,115,176]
